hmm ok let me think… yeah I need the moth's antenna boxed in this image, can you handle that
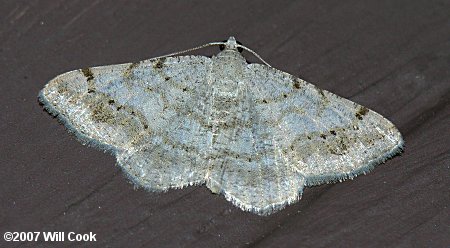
[150,39,273,68]
[150,42,224,60]
[237,45,272,67]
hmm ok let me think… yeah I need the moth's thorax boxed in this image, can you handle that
[215,48,246,63]
[208,49,249,138]
[211,49,247,96]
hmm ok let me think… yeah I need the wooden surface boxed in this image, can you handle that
[1,0,449,247]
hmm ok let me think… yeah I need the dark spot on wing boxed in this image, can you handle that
[283,94,287,98]
[307,136,311,140]
[339,139,348,152]
[355,106,369,120]
[182,88,187,92]
[313,85,325,97]
[329,137,349,155]
[90,101,115,123]
[81,68,96,93]
[313,85,330,115]
[330,130,336,135]
[116,106,123,111]
[153,57,166,69]
[262,99,268,103]
[81,68,94,81]
[293,79,301,89]
[124,62,141,78]
[128,62,140,70]
[86,95,150,143]
[165,76,171,81]
[56,82,69,94]
[320,134,327,139]
[108,99,115,105]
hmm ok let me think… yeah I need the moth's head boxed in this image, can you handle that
[219,36,244,53]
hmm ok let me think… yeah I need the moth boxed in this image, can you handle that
[39,37,403,215]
